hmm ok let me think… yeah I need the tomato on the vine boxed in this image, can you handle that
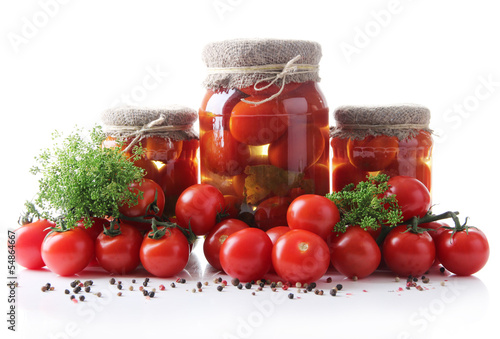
[119,179,166,231]
[140,227,190,277]
[220,228,273,282]
[435,227,489,276]
[203,219,249,271]
[272,229,330,284]
[41,227,94,276]
[384,175,431,221]
[14,219,54,269]
[329,226,381,279]
[95,222,143,275]
[287,194,340,240]
[175,184,225,236]
[382,225,435,277]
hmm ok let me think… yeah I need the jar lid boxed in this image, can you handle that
[331,104,431,140]
[202,38,322,90]
[101,105,198,140]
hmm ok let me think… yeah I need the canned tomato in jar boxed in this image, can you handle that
[330,104,433,192]
[101,105,199,217]
[200,39,329,230]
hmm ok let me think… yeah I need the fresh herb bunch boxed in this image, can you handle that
[30,126,144,229]
[326,174,403,233]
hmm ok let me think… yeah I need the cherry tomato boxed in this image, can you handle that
[287,194,340,241]
[158,158,198,217]
[272,229,330,284]
[220,228,273,282]
[254,196,292,231]
[203,219,249,271]
[329,226,381,279]
[304,163,330,196]
[230,98,288,146]
[95,222,143,275]
[175,184,225,236]
[331,163,368,192]
[200,129,250,176]
[421,221,449,265]
[119,179,166,231]
[436,227,489,276]
[266,226,291,273]
[200,88,248,131]
[383,158,432,192]
[140,227,190,277]
[382,225,435,277]
[347,135,399,171]
[134,158,160,183]
[13,219,54,269]
[384,176,431,221]
[41,228,94,276]
[268,124,325,172]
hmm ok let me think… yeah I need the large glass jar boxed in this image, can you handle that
[101,106,199,217]
[200,39,329,230]
[330,105,432,192]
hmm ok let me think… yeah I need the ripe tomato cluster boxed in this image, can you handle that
[14,177,489,282]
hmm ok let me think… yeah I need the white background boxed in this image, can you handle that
[1,0,499,338]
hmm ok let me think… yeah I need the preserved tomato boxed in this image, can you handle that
[200,39,328,226]
[330,105,433,192]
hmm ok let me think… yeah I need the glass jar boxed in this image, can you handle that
[101,106,199,217]
[330,105,432,192]
[200,39,329,230]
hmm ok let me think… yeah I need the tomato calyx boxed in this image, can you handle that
[438,214,478,241]
[102,220,123,237]
[146,218,197,244]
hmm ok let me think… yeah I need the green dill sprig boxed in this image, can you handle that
[30,125,144,229]
[326,174,403,233]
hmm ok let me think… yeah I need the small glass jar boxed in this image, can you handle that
[101,106,199,217]
[200,39,329,230]
[330,105,432,192]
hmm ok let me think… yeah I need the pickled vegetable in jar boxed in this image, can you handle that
[101,105,199,217]
[330,104,432,192]
[200,39,329,230]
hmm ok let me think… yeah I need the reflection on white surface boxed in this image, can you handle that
[14,245,493,339]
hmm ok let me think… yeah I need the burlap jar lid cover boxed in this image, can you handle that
[202,38,322,104]
[101,105,198,142]
[330,104,432,140]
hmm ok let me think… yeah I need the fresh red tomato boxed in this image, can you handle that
[421,221,449,265]
[140,227,190,277]
[268,124,325,173]
[200,129,250,176]
[382,225,435,277]
[272,229,330,284]
[41,228,94,276]
[220,228,273,282]
[347,135,399,171]
[384,176,431,221]
[175,184,225,235]
[287,194,340,241]
[95,222,143,275]
[383,158,432,192]
[119,179,166,231]
[222,195,241,219]
[254,196,292,231]
[331,163,368,192]
[266,226,291,273]
[77,217,109,241]
[13,219,54,269]
[158,158,198,216]
[436,227,489,276]
[329,226,381,279]
[203,219,249,271]
[229,98,288,146]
